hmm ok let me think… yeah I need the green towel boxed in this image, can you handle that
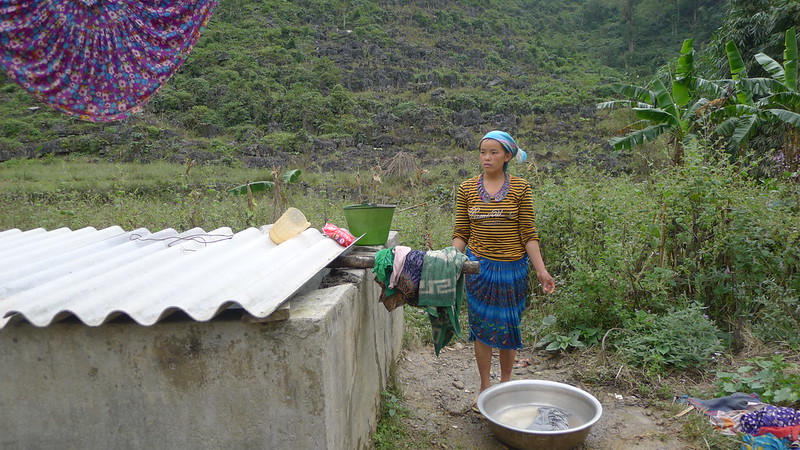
[419,246,467,356]
[372,247,396,297]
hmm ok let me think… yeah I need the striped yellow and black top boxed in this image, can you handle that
[452,174,539,261]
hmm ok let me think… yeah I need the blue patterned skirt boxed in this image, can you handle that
[465,248,530,350]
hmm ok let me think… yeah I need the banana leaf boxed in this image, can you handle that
[755,53,786,85]
[652,79,680,124]
[741,78,787,96]
[696,80,727,98]
[673,39,694,106]
[610,83,656,104]
[228,181,275,195]
[684,98,709,119]
[282,169,302,183]
[731,115,759,145]
[714,116,740,137]
[697,79,730,98]
[759,92,800,109]
[726,41,747,80]
[596,100,652,110]
[609,123,671,149]
[785,27,798,91]
[633,107,679,127]
[768,109,800,128]
[726,41,753,105]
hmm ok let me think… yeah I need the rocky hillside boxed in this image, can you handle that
[0,0,726,171]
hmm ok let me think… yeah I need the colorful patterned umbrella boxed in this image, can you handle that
[0,0,217,122]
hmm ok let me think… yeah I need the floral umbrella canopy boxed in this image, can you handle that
[0,0,217,122]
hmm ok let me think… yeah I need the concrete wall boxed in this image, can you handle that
[0,250,403,449]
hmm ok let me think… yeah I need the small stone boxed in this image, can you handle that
[453,380,465,390]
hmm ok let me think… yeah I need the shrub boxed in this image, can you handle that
[614,306,724,374]
[715,355,800,405]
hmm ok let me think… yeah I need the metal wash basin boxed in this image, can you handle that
[477,380,603,450]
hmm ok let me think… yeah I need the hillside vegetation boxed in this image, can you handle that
[1,0,726,169]
[2,4,800,445]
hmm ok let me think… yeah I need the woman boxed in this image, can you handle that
[452,130,556,401]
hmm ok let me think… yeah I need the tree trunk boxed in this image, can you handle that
[785,125,800,177]
[671,137,684,166]
[626,0,635,53]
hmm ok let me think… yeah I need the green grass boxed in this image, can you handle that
[3,148,800,449]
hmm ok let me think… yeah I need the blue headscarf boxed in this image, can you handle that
[480,131,528,166]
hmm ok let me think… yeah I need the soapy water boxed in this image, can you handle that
[495,404,578,431]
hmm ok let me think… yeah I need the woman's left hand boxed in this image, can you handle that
[537,270,556,294]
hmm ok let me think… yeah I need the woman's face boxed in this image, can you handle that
[479,139,512,175]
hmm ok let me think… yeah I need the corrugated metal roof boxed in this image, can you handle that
[0,225,351,329]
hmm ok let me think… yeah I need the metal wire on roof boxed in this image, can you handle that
[0,225,349,329]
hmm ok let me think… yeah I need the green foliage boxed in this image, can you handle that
[709,28,800,159]
[531,144,800,350]
[598,39,709,164]
[61,135,109,155]
[614,306,724,374]
[1,118,41,141]
[703,0,800,78]
[228,169,301,195]
[716,356,800,405]
[373,388,411,450]
[658,140,800,337]
[534,315,601,352]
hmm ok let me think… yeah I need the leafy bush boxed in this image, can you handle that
[1,118,39,140]
[532,146,800,349]
[716,356,800,405]
[533,315,601,352]
[613,306,724,373]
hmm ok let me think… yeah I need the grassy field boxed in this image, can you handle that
[3,149,800,449]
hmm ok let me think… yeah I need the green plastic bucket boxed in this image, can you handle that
[343,203,396,245]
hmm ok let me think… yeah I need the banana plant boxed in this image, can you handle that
[710,27,800,162]
[228,169,302,195]
[598,39,712,165]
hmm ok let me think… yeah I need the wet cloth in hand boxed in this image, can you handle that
[419,247,467,356]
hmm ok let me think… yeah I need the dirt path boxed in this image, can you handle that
[394,342,698,449]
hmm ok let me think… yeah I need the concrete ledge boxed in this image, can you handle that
[0,264,403,448]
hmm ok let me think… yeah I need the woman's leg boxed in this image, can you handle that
[474,339,493,392]
[499,348,516,383]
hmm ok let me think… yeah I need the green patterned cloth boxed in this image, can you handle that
[419,246,467,355]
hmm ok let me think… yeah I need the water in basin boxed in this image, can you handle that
[495,404,584,431]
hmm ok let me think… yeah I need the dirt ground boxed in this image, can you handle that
[394,341,702,449]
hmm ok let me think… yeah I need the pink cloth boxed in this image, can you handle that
[389,246,411,289]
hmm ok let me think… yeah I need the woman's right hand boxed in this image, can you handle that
[537,270,556,294]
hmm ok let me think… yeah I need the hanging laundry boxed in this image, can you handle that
[418,246,467,356]
[372,246,466,356]
[374,249,423,311]
[0,0,217,121]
